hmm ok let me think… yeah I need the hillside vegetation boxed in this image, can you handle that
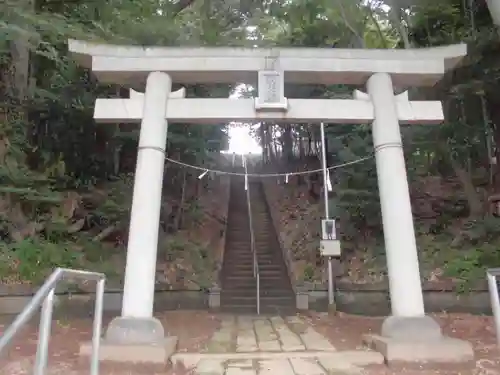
[2,0,500,291]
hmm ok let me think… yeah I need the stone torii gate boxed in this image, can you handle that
[69,40,472,364]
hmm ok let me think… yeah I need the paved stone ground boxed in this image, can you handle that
[171,315,383,374]
[205,316,335,353]
[2,311,494,375]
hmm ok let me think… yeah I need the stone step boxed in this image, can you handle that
[226,232,273,236]
[220,304,297,315]
[223,262,281,269]
[224,273,287,279]
[226,231,272,236]
[222,283,292,291]
[222,279,291,287]
[231,274,288,279]
[225,239,275,244]
[224,276,290,281]
[223,261,278,266]
[222,178,294,311]
[224,263,285,268]
[221,297,294,307]
[224,262,281,267]
[225,271,288,277]
[229,265,285,271]
[222,276,290,282]
[226,243,276,248]
[226,246,277,250]
[224,250,277,255]
[221,289,293,297]
[221,292,294,299]
[222,271,288,285]
[224,253,277,258]
[224,261,280,266]
[223,261,282,267]
[223,272,286,277]
[223,270,288,276]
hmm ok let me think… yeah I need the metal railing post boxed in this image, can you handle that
[257,272,260,315]
[90,278,106,375]
[0,268,106,375]
[244,154,260,315]
[487,268,500,347]
[34,288,56,375]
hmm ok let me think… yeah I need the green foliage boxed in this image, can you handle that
[158,236,216,290]
[0,236,114,284]
[1,0,500,289]
[0,0,243,286]
[302,264,315,282]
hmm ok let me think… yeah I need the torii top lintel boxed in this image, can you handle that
[68,39,466,88]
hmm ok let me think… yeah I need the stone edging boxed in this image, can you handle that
[0,285,492,317]
[339,280,488,292]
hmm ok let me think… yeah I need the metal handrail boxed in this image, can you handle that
[0,268,106,375]
[244,155,260,315]
[487,268,500,347]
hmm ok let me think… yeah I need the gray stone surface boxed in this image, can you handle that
[105,316,165,344]
[236,317,258,352]
[318,358,365,375]
[255,319,280,351]
[196,359,225,374]
[296,291,309,310]
[207,316,234,353]
[380,315,442,340]
[259,359,295,375]
[172,315,384,374]
[172,350,384,374]
[183,357,370,375]
[226,368,256,375]
[270,316,305,351]
[80,336,177,364]
[208,289,221,309]
[308,288,492,315]
[289,358,325,375]
[206,315,337,355]
[364,334,474,366]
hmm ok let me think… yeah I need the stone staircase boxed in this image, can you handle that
[221,174,295,314]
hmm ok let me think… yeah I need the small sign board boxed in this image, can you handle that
[487,268,500,347]
[320,240,341,257]
[320,219,341,257]
[255,70,288,111]
[321,219,337,240]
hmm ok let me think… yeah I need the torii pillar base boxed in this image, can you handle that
[80,317,177,365]
[363,316,474,367]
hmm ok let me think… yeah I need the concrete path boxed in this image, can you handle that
[171,315,383,375]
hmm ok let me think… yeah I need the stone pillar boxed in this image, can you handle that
[367,72,426,320]
[105,71,171,345]
[487,0,500,30]
[364,72,473,365]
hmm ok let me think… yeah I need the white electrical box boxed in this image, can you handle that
[255,70,288,111]
[320,240,341,257]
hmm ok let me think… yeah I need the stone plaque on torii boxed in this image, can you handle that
[68,40,473,365]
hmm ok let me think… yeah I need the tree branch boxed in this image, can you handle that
[172,0,197,17]
[335,0,366,48]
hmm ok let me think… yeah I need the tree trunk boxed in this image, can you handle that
[485,91,500,193]
[282,124,292,161]
[449,156,484,218]
[388,0,411,48]
[174,169,188,230]
[6,0,33,108]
